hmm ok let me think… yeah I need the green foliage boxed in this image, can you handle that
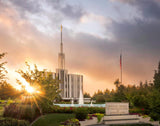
[32,113,75,126]
[132,95,149,108]
[0,82,21,100]
[0,52,7,85]
[87,107,105,114]
[3,104,40,122]
[74,107,88,120]
[0,53,19,100]
[153,61,160,89]
[0,118,29,126]
[60,118,80,126]
[89,61,160,121]
[92,90,106,103]
[44,106,105,114]
[58,107,104,114]
[17,62,61,114]
[95,113,104,123]
[114,79,121,88]
[129,107,145,115]
[149,112,160,121]
[142,115,150,118]
[95,95,105,103]
[84,92,91,98]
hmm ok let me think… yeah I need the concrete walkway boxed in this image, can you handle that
[80,116,160,126]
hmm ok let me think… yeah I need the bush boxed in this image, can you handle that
[87,107,105,114]
[129,107,145,115]
[96,95,105,103]
[96,113,104,123]
[0,118,29,126]
[149,112,160,121]
[86,114,93,120]
[133,95,149,108]
[60,118,80,126]
[74,107,88,120]
[49,106,105,114]
[3,104,40,122]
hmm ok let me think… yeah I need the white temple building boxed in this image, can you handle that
[53,25,83,100]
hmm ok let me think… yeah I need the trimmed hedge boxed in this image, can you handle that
[129,107,145,115]
[42,105,105,114]
[74,107,88,120]
[43,105,105,114]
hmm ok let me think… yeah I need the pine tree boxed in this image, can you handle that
[153,61,160,89]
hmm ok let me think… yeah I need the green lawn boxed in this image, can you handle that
[32,113,75,126]
[0,104,4,117]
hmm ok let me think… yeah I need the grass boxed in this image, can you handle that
[0,104,4,117]
[32,113,75,126]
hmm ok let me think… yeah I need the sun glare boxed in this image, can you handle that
[25,86,35,94]
[15,85,22,91]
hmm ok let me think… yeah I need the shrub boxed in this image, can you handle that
[96,95,105,103]
[3,104,40,122]
[51,106,105,114]
[149,112,160,121]
[96,113,104,123]
[21,105,36,121]
[87,107,105,114]
[56,107,75,113]
[0,118,29,126]
[129,107,145,115]
[132,95,149,109]
[60,118,80,126]
[74,107,88,120]
[87,114,93,120]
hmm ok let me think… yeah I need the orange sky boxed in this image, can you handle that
[1,0,160,95]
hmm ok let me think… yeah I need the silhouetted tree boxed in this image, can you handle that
[0,81,20,100]
[114,79,120,89]
[153,61,160,89]
[84,92,91,98]
[96,95,105,103]
[0,52,7,85]
[17,62,61,114]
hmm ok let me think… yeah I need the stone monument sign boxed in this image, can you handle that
[105,102,129,115]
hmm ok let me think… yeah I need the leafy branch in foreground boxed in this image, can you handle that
[0,52,7,85]
[17,62,61,113]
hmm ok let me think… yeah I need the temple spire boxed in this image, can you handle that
[58,24,65,69]
[61,24,63,53]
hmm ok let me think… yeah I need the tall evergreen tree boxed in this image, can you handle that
[153,61,160,89]
[84,92,91,98]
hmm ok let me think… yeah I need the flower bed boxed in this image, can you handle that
[60,118,80,126]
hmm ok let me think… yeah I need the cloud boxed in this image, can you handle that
[111,0,160,20]
[60,4,85,20]
[1,0,160,95]
[46,0,86,20]
[8,0,41,14]
[80,13,111,25]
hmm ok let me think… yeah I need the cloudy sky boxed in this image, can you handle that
[0,0,160,95]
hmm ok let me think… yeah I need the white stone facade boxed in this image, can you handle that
[53,25,83,99]
[53,69,83,99]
